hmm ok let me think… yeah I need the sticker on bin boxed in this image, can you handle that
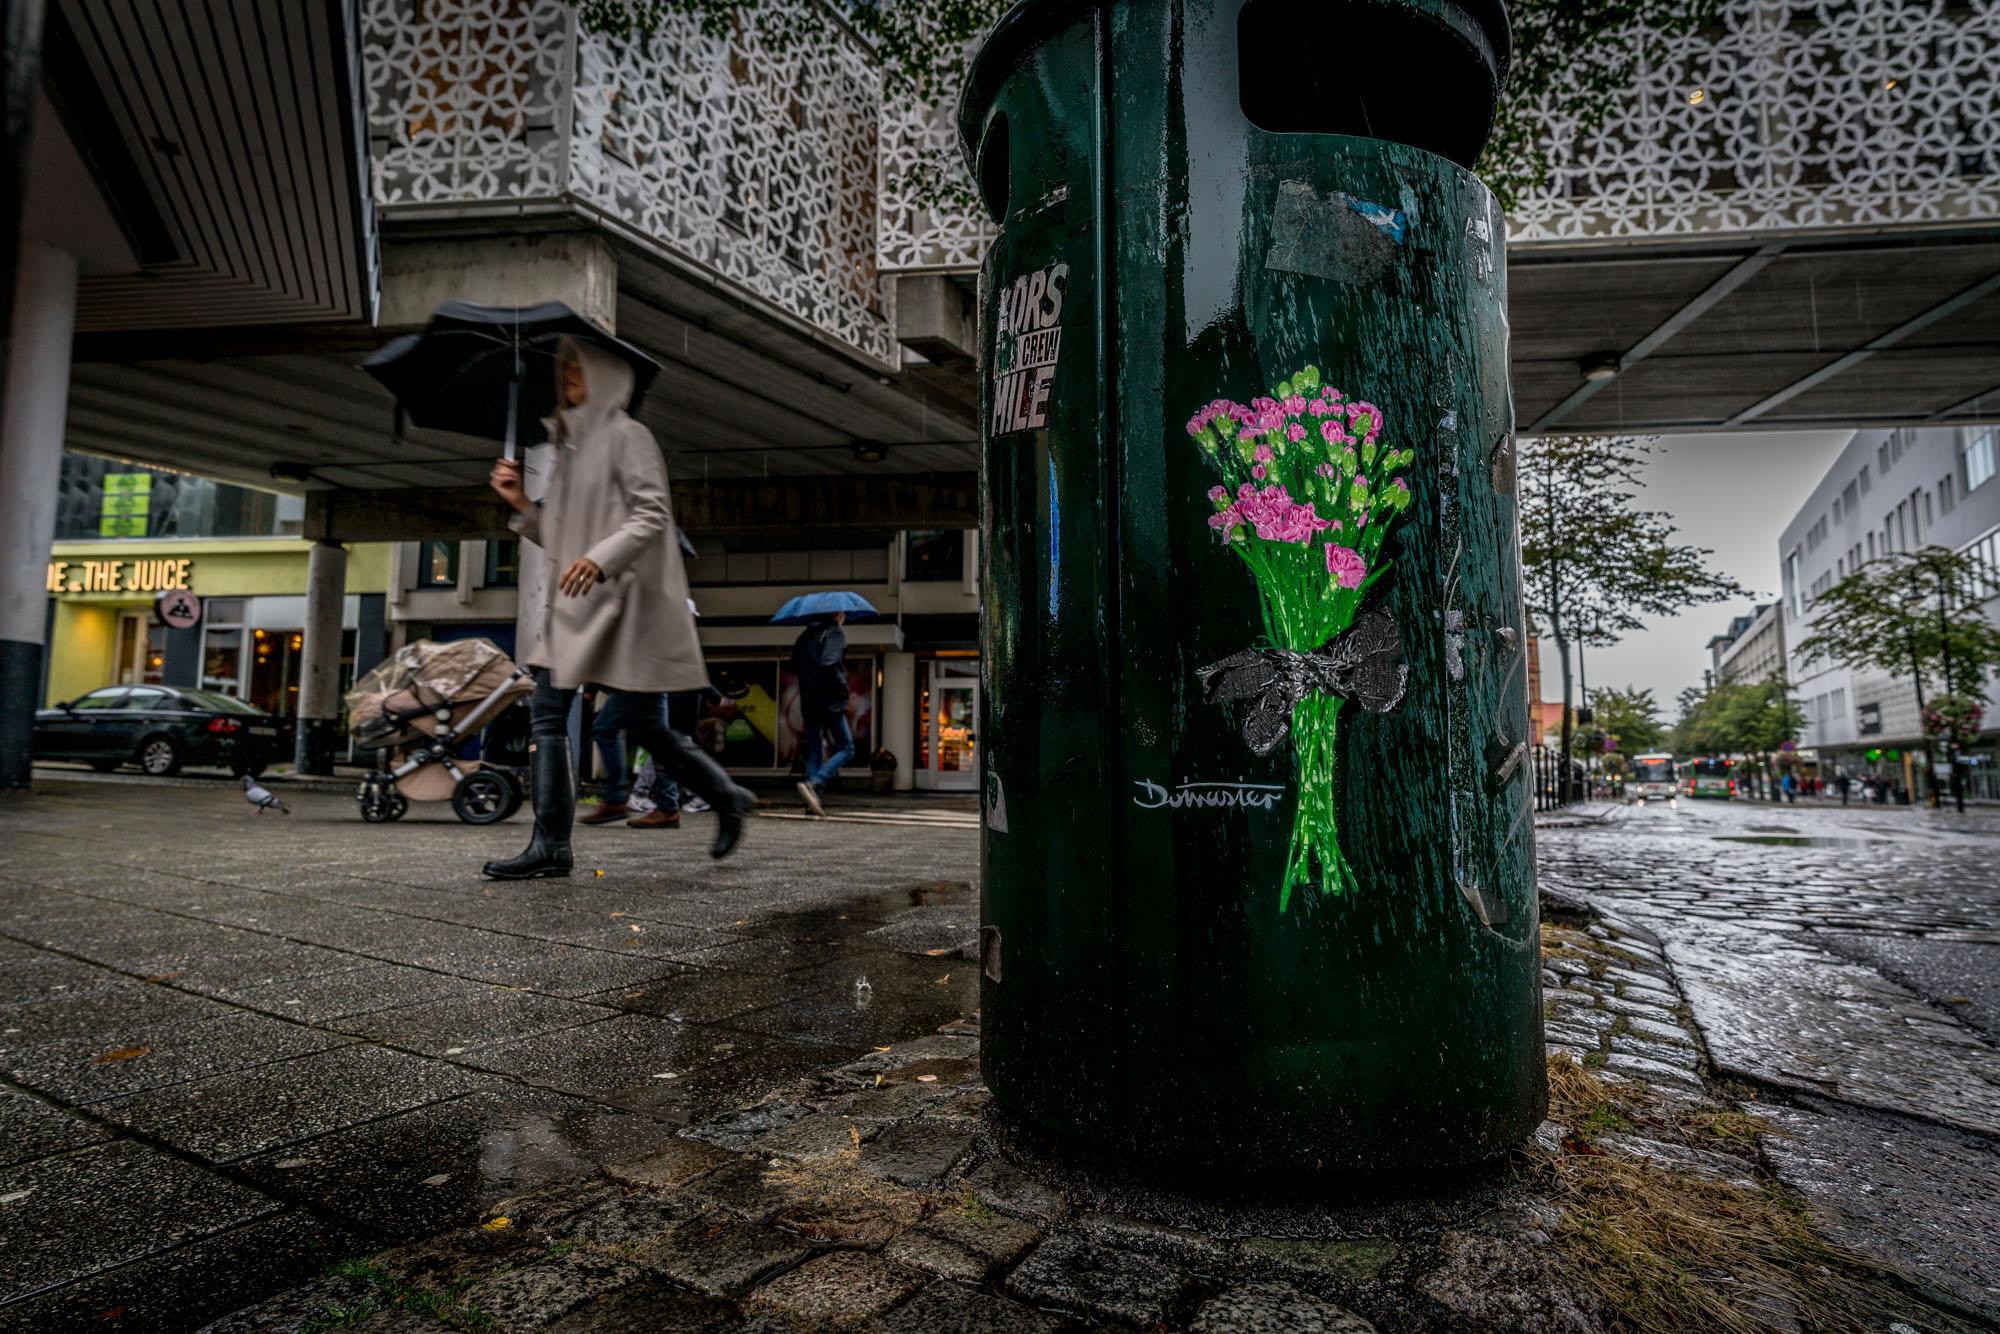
[991,260,1070,435]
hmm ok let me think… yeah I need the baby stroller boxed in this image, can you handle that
[345,638,533,824]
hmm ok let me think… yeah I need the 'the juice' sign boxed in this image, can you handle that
[991,260,1069,436]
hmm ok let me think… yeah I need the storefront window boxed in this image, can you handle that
[249,628,306,718]
[695,657,877,773]
[904,530,966,582]
[485,540,520,587]
[417,541,459,589]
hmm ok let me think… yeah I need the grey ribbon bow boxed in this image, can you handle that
[1197,610,1409,756]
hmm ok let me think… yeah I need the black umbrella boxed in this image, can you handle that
[361,300,661,460]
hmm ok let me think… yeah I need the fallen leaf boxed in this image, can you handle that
[594,869,605,877]
[651,1071,678,1080]
[916,1074,939,1083]
[421,1173,451,1186]
[629,924,643,933]
[273,1159,314,1170]
[872,1045,893,1053]
[94,1046,150,1066]
[712,1042,734,1052]
[144,971,184,983]
[443,1047,465,1056]
[1945,995,1971,1005]
[923,948,953,957]
[874,1073,883,1087]
[1,1189,35,1205]
[482,1216,512,1232]
[934,974,951,986]
[849,1124,862,1151]
[610,911,627,919]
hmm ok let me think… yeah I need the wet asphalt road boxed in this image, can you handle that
[0,777,982,1328]
[1540,794,2000,1318]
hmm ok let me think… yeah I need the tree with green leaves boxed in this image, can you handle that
[1572,684,1663,759]
[1668,677,1805,801]
[564,0,1718,210]
[1520,435,1744,799]
[1794,546,2000,812]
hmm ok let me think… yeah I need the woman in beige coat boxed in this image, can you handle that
[485,339,754,878]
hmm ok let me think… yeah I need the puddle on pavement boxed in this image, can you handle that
[1713,835,1891,849]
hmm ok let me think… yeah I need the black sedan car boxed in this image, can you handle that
[34,686,283,777]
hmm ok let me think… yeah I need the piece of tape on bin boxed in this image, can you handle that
[1267,181,1405,285]
[1198,609,1408,756]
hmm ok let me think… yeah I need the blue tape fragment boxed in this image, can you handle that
[1345,197,1406,244]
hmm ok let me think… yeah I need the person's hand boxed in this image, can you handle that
[559,557,603,597]
[489,459,529,513]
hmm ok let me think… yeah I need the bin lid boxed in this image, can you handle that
[958,0,1513,176]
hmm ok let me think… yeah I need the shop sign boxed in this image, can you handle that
[156,589,201,629]
[46,558,193,595]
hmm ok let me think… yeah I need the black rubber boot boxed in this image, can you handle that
[483,739,575,880]
[658,733,756,859]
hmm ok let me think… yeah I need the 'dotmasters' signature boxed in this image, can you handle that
[1132,779,1285,812]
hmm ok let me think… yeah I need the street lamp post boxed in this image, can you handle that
[1903,573,1938,809]
[1935,563,1964,815]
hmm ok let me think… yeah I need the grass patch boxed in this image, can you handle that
[1541,1055,1914,1334]
[953,1182,997,1226]
[303,1258,495,1334]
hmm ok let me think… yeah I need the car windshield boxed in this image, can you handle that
[178,690,263,716]
[1634,758,1675,783]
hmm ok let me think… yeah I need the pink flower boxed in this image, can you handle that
[1348,402,1381,438]
[1320,420,1352,446]
[1226,483,1332,545]
[1208,485,1228,503]
[1316,463,1337,478]
[1252,464,1267,480]
[1325,544,1367,589]
[1283,394,1308,416]
[1286,423,1306,443]
[1253,444,1274,463]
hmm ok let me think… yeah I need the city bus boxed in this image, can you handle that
[1630,752,1678,802]
[1685,757,1735,799]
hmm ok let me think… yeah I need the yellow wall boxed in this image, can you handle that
[43,540,393,705]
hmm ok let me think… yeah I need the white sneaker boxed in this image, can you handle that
[796,781,826,817]
[681,795,710,813]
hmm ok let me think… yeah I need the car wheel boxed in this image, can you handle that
[138,735,183,777]
[88,759,122,773]
[452,769,515,825]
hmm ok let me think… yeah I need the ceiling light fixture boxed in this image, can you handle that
[852,441,888,464]
[1687,87,1706,105]
[1580,353,1623,383]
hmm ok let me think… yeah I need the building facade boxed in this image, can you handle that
[1780,427,2000,797]
[1713,602,1786,685]
[40,456,391,732]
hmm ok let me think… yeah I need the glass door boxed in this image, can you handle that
[929,676,979,791]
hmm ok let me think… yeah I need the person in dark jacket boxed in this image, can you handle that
[791,612,853,817]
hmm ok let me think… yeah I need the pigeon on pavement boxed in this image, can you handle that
[241,775,290,815]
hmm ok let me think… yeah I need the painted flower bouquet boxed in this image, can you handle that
[1184,364,1415,907]
[1923,693,1984,741]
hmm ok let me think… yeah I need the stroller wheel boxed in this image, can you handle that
[453,769,516,825]
[359,782,408,823]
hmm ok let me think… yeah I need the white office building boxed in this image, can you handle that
[1780,427,2000,798]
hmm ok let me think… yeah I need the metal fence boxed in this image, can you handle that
[1532,745,1571,813]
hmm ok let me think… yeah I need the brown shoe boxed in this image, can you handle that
[578,802,632,825]
[628,808,680,829]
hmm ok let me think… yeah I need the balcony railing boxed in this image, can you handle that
[364,0,895,365]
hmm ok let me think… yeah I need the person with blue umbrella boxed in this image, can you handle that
[777,592,876,816]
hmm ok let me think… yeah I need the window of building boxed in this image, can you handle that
[1837,556,1845,578]
[417,541,459,589]
[200,599,246,699]
[1858,464,1871,494]
[1941,475,1956,515]
[1966,430,1997,492]
[484,540,520,587]
[1842,479,1859,511]
[904,530,967,582]
[1786,550,1802,617]
[1879,442,1892,473]
[1832,497,1842,523]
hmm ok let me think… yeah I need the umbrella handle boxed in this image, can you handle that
[502,363,520,464]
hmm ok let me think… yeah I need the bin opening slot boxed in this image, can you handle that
[977,113,1011,224]
[1238,0,1498,170]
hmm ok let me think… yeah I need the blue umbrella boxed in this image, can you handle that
[771,591,880,625]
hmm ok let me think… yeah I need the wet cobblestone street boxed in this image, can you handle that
[1541,796,2000,1318]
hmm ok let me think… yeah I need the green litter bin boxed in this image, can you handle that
[964,0,1543,1174]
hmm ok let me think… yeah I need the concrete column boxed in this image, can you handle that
[0,240,77,791]
[294,539,348,774]
[883,651,916,792]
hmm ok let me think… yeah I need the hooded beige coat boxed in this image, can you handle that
[509,340,707,694]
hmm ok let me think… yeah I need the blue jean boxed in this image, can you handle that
[589,689,699,811]
[803,709,854,791]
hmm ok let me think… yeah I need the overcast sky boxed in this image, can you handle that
[1552,429,1854,715]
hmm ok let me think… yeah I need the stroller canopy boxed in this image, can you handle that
[346,638,527,748]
